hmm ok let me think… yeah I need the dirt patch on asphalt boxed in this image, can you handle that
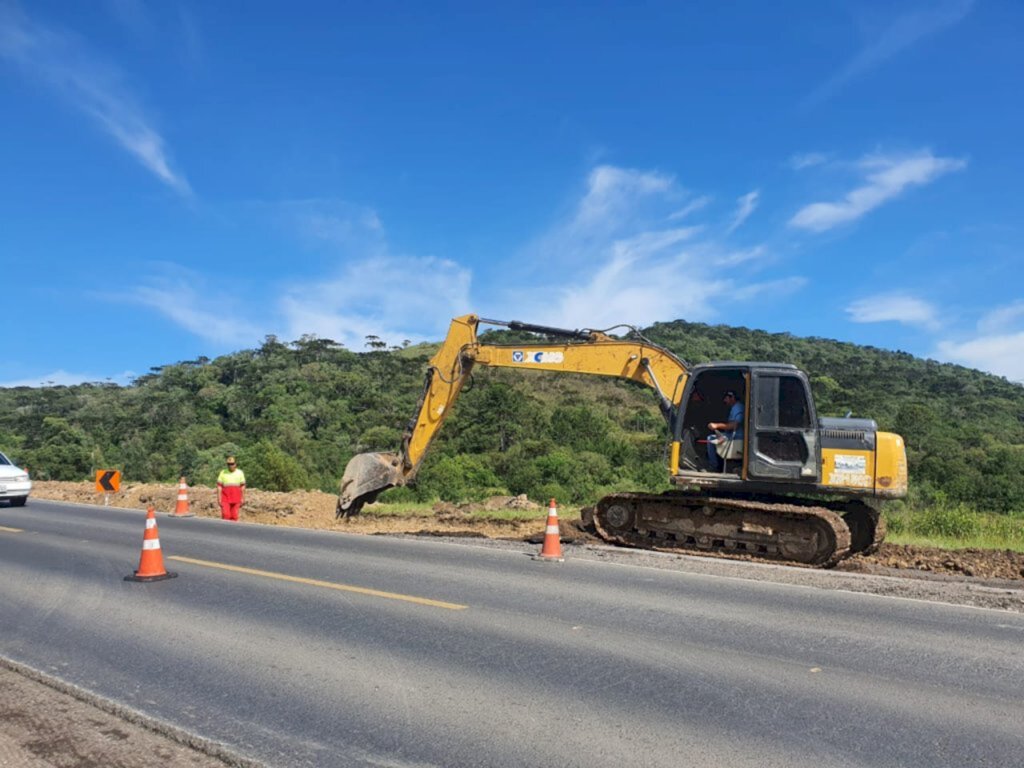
[28,481,1024,583]
[0,660,239,768]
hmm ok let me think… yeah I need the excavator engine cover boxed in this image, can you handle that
[337,452,403,518]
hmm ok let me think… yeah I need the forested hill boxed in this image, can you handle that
[2,320,1022,515]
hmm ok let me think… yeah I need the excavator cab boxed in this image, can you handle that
[674,363,820,486]
[675,366,748,475]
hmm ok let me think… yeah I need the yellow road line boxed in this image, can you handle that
[168,556,467,611]
[0,526,23,533]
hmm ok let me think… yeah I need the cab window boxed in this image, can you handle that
[755,375,811,429]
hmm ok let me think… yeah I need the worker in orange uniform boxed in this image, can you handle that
[216,456,246,521]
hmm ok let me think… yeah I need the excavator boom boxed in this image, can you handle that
[337,314,689,516]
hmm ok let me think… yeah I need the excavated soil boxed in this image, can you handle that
[26,481,1024,583]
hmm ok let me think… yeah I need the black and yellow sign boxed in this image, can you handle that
[95,469,121,493]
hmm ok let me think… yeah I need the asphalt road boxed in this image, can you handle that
[2,500,1023,768]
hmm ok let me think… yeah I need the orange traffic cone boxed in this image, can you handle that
[171,476,195,518]
[125,507,178,582]
[533,498,565,562]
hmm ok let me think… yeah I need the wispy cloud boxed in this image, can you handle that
[0,5,190,194]
[0,369,136,388]
[284,199,384,248]
[937,301,1024,381]
[276,201,471,348]
[668,195,711,221]
[717,245,767,267]
[789,150,966,232]
[788,152,828,171]
[846,292,940,330]
[977,300,1024,335]
[727,190,760,234]
[806,0,975,106]
[123,270,262,346]
[280,256,471,349]
[575,165,675,227]
[938,333,1024,382]
[497,166,801,330]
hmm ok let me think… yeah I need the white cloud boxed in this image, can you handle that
[936,300,1024,382]
[285,200,385,247]
[279,255,471,349]
[526,166,680,271]
[977,300,1024,335]
[0,369,135,388]
[788,152,828,170]
[497,167,801,331]
[120,203,468,350]
[937,333,1024,382]
[716,245,767,267]
[270,201,470,348]
[727,190,760,234]
[126,274,262,346]
[0,6,190,194]
[575,165,675,228]
[789,150,966,232]
[668,195,711,221]
[806,0,975,106]
[846,293,940,329]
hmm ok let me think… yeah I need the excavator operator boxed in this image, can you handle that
[706,389,744,472]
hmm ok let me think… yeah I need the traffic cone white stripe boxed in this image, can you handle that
[142,539,161,550]
[145,518,157,529]
[546,525,560,534]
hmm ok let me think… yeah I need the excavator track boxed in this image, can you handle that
[592,492,853,568]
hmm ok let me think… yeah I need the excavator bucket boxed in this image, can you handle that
[336,452,404,518]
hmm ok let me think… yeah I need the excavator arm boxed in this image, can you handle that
[337,314,690,516]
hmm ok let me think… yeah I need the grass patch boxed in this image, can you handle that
[884,503,1024,552]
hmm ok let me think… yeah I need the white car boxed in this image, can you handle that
[0,451,30,507]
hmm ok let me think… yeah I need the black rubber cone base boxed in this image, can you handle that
[124,571,178,582]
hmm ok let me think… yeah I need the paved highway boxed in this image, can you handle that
[2,499,1022,767]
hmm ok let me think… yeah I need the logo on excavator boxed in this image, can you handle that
[513,350,564,364]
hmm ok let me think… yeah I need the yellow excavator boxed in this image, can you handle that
[337,315,908,566]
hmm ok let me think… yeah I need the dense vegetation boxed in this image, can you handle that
[3,321,1023,519]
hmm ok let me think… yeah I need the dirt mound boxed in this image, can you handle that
[431,494,540,518]
[27,482,1024,582]
[842,543,1024,583]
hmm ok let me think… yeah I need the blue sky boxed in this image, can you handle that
[2,0,1022,386]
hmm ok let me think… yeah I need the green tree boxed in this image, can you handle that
[28,417,93,480]
[239,440,310,492]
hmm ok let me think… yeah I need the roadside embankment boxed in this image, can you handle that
[27,481,1024,583]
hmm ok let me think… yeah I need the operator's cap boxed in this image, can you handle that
[724,390,738,399]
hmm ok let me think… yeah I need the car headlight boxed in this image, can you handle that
[12,473,29,482]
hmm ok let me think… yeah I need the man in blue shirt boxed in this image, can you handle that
[707,390,744,472]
